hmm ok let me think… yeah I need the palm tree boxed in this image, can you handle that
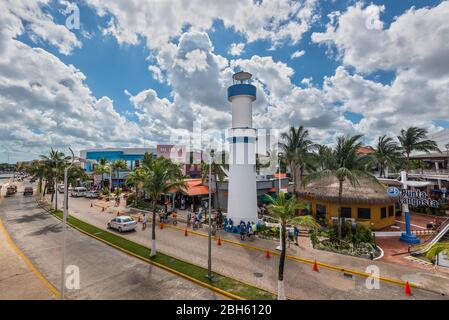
[201,150,228,211]
[111,159,128,188]
[267,192,319,300]
[40,149,69,211]
[280,126,314,194]
[142,157,186,257]
[398,127,440,171]
[66,166,89,188]
[125,167,148,207]
[303,135,379,240]
[26,160,46,194]
[372,135,402,177]
[94,160,110,191]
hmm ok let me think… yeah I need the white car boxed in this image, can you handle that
[71,187,87,197]
[107,216,137,232]
[57,184,65,193]
[85,190,100,199]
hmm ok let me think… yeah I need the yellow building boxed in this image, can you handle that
[298,176,396,230]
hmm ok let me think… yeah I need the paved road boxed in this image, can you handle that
[0,185,225,300]
[50,188,449,300]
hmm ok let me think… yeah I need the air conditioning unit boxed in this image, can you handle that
[331,217,356,223]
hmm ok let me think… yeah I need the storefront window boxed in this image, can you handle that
[381,207,387,219]
[388,206,394,217]
[316,204,326,220]
[357,208,371,219]
[341,207,351,218]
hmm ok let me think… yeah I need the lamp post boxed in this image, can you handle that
[206,150,213,280]
[109,165,112,201]
[276,152,283,251]
[60,147,74,300]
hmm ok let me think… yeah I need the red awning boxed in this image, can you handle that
[170,179,211,196]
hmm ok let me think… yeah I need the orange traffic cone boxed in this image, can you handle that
[313,260,319,272]
[184,228,188,237]
[265,249,271,259]
[160,223,164,230]
[405,281,411,296]
[90,202,93,208]
[138,216,141,222]
[217,237,222,246]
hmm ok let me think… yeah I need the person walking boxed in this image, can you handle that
[294,225,299,246]
[187,211,192,227]
[142,213,148,230]
[239,221,246,241]
[172,211,178,225]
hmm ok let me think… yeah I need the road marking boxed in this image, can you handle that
[404,256,433,266]
[0,217,60,299]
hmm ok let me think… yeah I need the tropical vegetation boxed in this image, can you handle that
[266,192,319,300]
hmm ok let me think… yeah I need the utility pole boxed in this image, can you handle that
[60,148,74,300]
[206,150,213,280]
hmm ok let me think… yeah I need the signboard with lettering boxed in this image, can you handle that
[387,187,439,208]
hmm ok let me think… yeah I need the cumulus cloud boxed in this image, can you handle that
[0,0,81,56]
[312,2,449,76]
[86,0,318,52]
[229,43,245,56]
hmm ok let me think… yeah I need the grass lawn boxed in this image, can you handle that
[51,210,275,300]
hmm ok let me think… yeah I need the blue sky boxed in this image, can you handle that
[1,0,448,162]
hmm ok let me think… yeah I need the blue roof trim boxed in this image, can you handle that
[227,84,256,101]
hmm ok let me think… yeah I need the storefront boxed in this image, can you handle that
[298,176,396,230]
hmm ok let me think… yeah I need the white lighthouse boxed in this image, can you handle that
[227,71,258,224]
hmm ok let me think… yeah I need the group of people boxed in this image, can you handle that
[186,206,204,230]
[222,218,259,241]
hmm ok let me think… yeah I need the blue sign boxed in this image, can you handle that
[387,187,400,197]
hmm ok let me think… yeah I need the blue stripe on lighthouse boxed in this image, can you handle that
[227,84,256,101]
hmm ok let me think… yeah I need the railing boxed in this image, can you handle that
[411,218,449,255]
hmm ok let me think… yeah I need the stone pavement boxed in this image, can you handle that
[51,192,449,299]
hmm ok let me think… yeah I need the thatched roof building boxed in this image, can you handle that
[298,176,395,205]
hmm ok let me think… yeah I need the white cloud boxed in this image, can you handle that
[290,50,305,59]
[0,0,81,56]
[229,43,245,56]
[86,0,318,52]
[312,2,449,76]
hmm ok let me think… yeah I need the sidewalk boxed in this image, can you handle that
[51,194,449,299]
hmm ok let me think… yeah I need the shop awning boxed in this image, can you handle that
[170,179,211,196]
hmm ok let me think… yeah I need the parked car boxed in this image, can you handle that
[57,184,65,194]
[5,186,15,197]
[107,216,137,232]
[47,185,55,194]
[10,185,17,193]
[71,187,87,197]
[85,190,100,199]
[23,187,33,196]
[29,177,36,183]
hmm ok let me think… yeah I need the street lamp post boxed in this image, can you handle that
[109,165,112,201]
[206,150,213,280]
[60,147,74,300]
[276,152,283,251]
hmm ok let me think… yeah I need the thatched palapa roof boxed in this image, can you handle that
[298,176,395,205]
